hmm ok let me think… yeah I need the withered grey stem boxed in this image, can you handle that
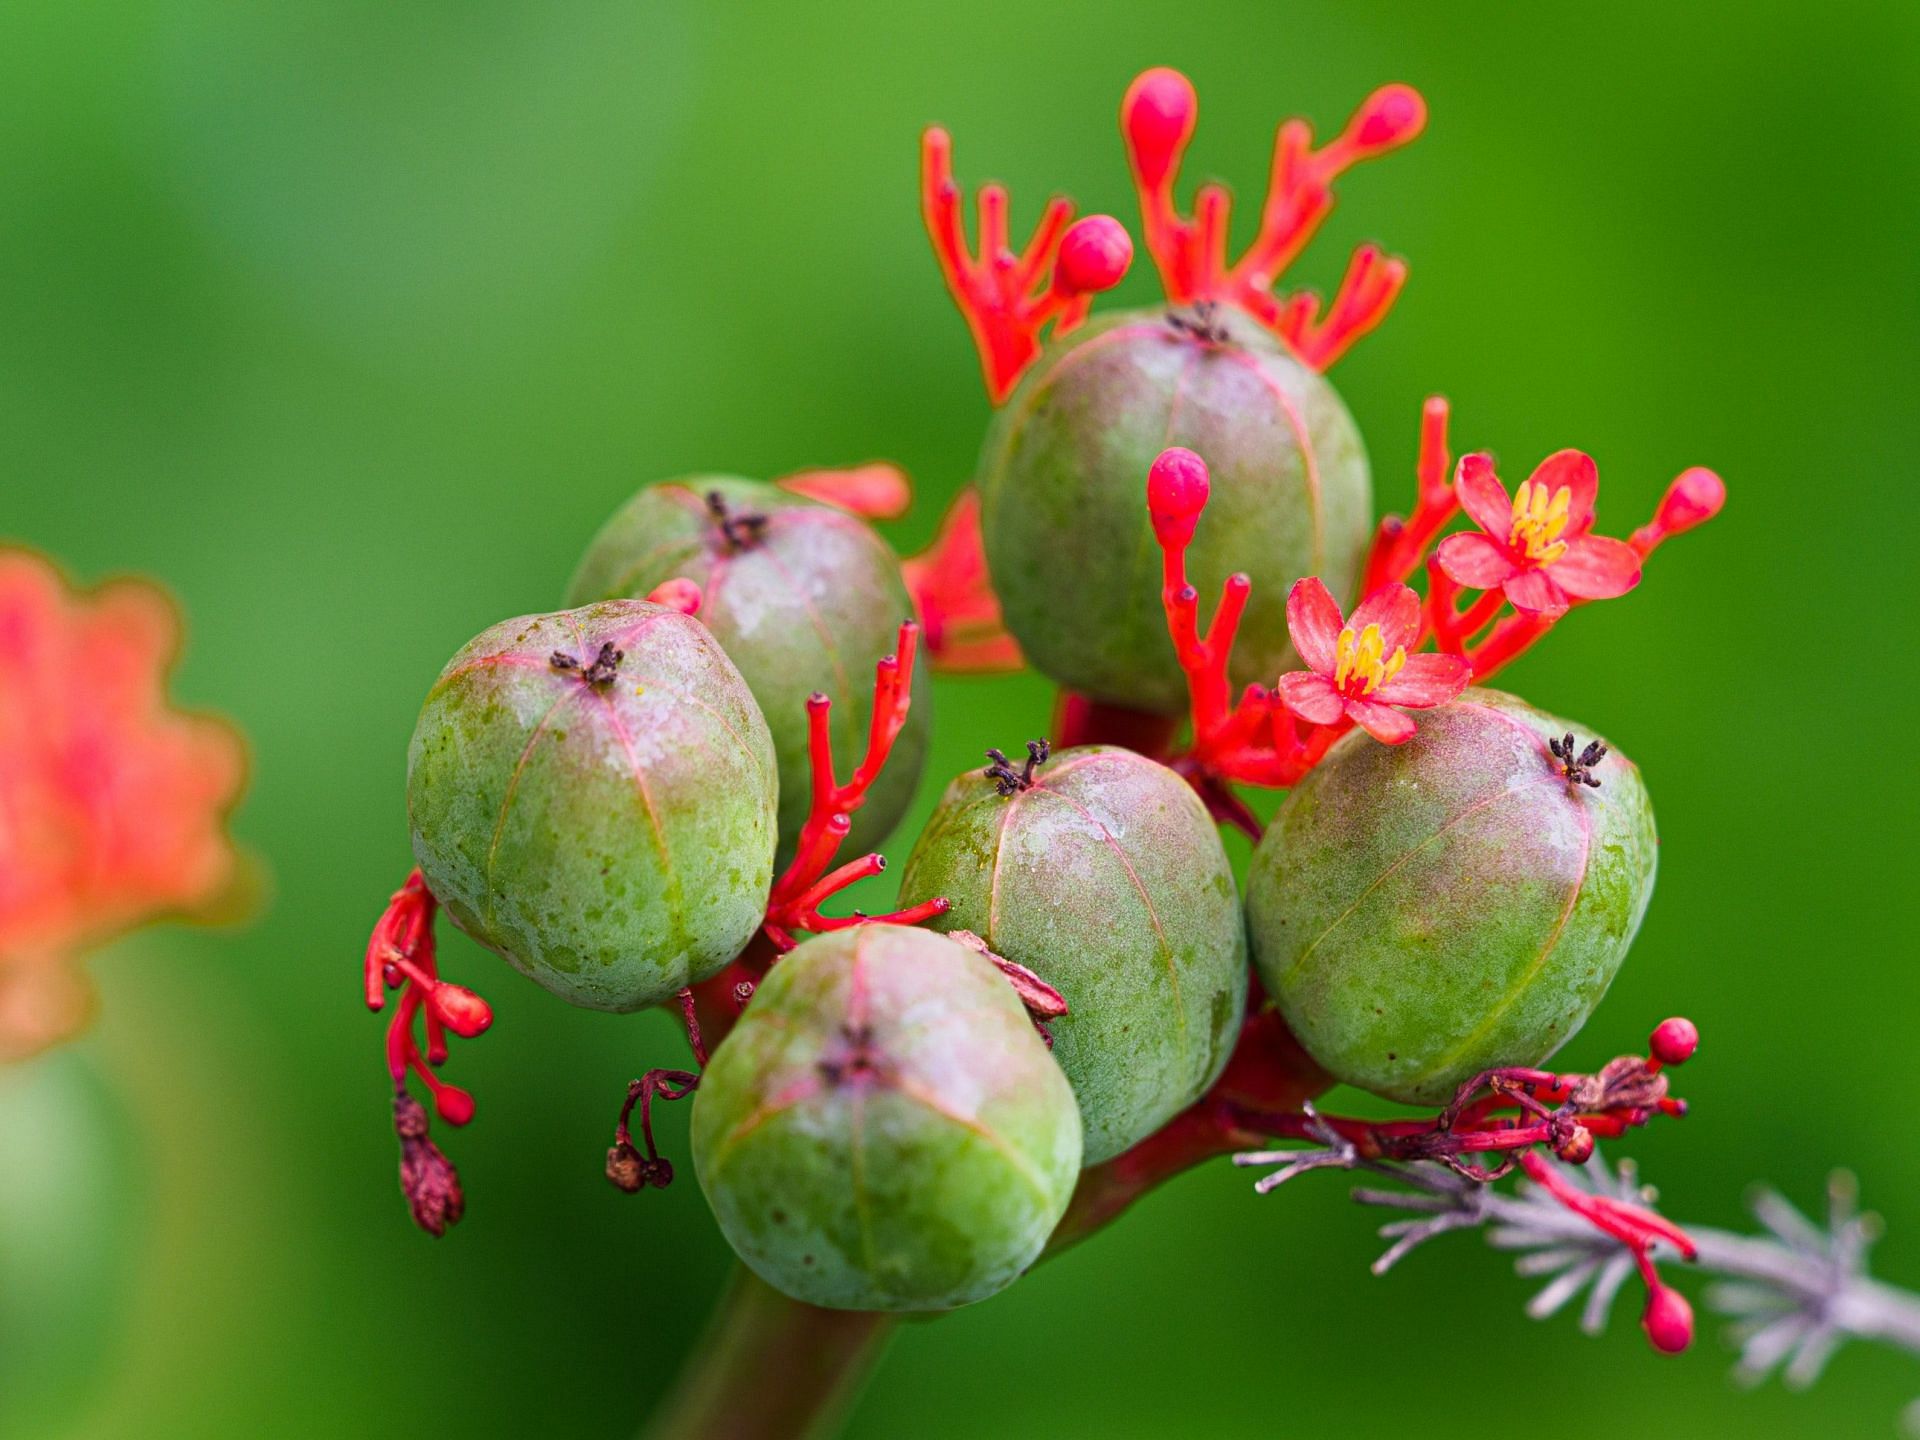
[1242,1138,1920,1417]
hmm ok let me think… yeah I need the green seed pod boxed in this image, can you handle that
[407,599,777,1013]
[1246,689,1658,1105]
[979,304,1371,713]
[566,476,931,865]
[895,744,1248,1164]
[691,924,1080,1312]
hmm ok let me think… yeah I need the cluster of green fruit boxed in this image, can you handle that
[397,285,1657,1314]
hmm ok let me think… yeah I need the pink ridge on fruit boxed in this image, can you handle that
[1121,66,1424,369]
[921,127,1133,402]
[0,546,248,1060]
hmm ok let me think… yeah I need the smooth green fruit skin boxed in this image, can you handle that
[407,599,777,1013]
[692,925,1081,1312]
[979,304,1372,713]
[565,476,932,867]
[895,745,1248,1164]
[1246,689,1659,1105]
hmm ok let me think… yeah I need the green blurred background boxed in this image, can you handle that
[3,1,1917,1435]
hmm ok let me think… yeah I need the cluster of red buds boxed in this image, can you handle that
[1121,67,1424,368]
[921,128,1134,403]
[362,869,493,1235]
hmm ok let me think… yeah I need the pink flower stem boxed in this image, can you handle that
[1362,397,1458,594]
[1463,610,1557,681]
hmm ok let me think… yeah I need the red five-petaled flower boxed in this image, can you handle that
[1436,451,1641,616]
[1278,579,1470,744]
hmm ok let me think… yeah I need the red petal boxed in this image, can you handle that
[1345,697,1417,744]
[1547,534,1642,600]
[1501,567,1570,616]
[1455,453,1513,538]
[1530,449,1599,533]
[1285,578,1345,677]
[1436,532,1520,590]
[1373,652,1472,708]
[1347,583,1421,653]
[775,463,911,519]
[1278,670,1345,725]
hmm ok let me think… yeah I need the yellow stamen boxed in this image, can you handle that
[1333,623,1406,695]
[1508,480,1572,564]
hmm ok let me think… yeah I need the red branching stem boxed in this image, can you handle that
[365,869,492,1125]
[1052,692,1181,760]
[901,490,1022,674]
[1146,447,1345,800]
[1517,1148,1698,1353]
[1362,397,1459,594]
[760,622,950,950]
[365,868,494,1234]
[1121,67,1423,368]
[921,128,1132,402]
[1424,556,1507,656]
[607,1068,702,1192]
[1460,609,1556,681]
[676,986,709,1069]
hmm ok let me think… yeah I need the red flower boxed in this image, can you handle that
[1436,450,1641,616]
[0,547,249,1060]
[1277,579,1470,744]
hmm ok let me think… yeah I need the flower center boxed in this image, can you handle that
[1507,480,1572,564]
[1333,623,1405,696]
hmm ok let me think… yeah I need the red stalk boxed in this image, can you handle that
[760,622,950,950]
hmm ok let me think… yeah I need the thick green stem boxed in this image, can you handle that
[643,1266,897,1440]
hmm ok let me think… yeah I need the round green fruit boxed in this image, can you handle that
[565,476,931,865]
[895,744,1248,1163]
[979,304,1371,712]
[691,924,1081,1312]
[407,599,777,1012]
[1246,688,1658,1105]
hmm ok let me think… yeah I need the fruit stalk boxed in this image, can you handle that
[641,1267,897,1440]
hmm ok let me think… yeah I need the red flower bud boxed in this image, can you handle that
[1147,447,1211,548]
[1654,467,1726,535]
[644,577,704,615]
[429,982,493,1040]
[1122,67,1197,189]
[435,1085,476,1127]
[1554,1125,1596,1165]
[1641,1283,1694,1354]
[1345,84,1427,157]
[1649,1016,1700,1067]
[1054,216,1134,296]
